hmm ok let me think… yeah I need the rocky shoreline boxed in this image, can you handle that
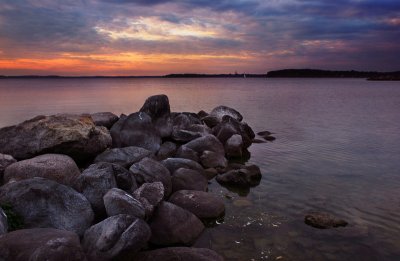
[0,94,270,261]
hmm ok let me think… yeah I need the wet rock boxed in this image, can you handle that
[156,141,177,160]
[149,201,204,246]
[0,153,16,182]
[3,154,80,186]
[200,150,228,169]
[110,112,161,152]
[263,135,276,141]
[140,95,173,138]
[0,114,112,161]
[175,146,199,162]
[130,157,172,196]
[210,105,243,122]
[216,164,262,188]
[91,112,119,129]
[94,146,153,168]
[83,214,151,261]
[169,190,225,220]
[0,207,7,235]
[0,228,86,261]
[225,134,243,158]
[162,158,204,174]
[135,247,224,261]
[0,178,94,236]
[257,131,273,137]
[103,188,145,219]
[74,162,118,215]
[304,212,348,229]
[172,168,208,192]
[184,135,225,156]
[133,182,164,218]
[252,138,267,144]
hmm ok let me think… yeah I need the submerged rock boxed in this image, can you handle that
[110,112,161,152]
[169,190,225,220]
[0,228,86,261]
[91,112,119,129]
[216,164,262,188]
[0,178,94,236]
[83,214,151,261]
[3,154,80,186]
[0,114,112,162]
[135,247,224,261]
[149,201,204,246]
[94,146,153,168]
[304,212,348,229]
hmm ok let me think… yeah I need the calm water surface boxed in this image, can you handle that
[1,78,399,261]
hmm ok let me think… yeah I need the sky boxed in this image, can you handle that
[0,0,399,76]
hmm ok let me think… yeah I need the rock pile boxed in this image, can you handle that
[0,94,266,260]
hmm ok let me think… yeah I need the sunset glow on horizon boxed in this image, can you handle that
[0,0,399,76]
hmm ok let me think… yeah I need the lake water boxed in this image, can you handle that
[1,78,399,260]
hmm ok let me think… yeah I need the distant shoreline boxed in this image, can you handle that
[1,69,399,80]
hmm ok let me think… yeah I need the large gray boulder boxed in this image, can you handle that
[91,112,119,129]
[172,168,208,193]
[0,207,7,235]
[0,114,112,161]
[130,157,172,196]
[210,105,243,122]
[0,153,16,182]
[169,190,225,220]
[0,178,94,236]
[149,201,204,246]
[94,146,154,168]
[3,154,80,186]
[103,188,145,219]
[75,162,137,215]
[162,158,204,175]
[135,247,224,261]
[133,182,164,218]
[140,94,172,138]
[110,112,161,152]
[83,214,151,261]
[0,228,86,261]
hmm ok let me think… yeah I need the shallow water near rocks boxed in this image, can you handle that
[1,78,400,260]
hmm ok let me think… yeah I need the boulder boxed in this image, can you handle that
[169,190,225,220]
[210,105,243,122]
[184,135,225,156]
[225,134,243,158]
[139,94,172,138]
[201,115,220,128]
[0,207,7,235]
[133,182,164,218]
[91,112,119,129]
[175,146,199,162]
[110,112,161,152]
[305,212,348,229]
[0,178,94,236]
[0,153,16,182]
[0,228,86,261]
[103,188,145,219]
[204,168,218,180]
[197,110,208,118]
[83,215,151,261]
[212,116,254,149]
[0,114,112,161]
[172,168,208,192]
[74,162,118,215]
[216,164,262,188]
[156,142,177,160]
[3,154,80,186]
[149,201,204,246]
[200,150,227,169]
[94,146,153,168]
[130,157,172,196]
[135,247,224,261]
[171,113,203,142]
[162,158,204,174]
[172,129,202,143]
